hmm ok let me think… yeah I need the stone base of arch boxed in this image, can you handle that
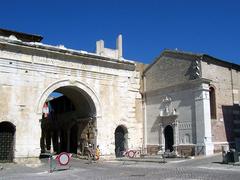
[14,113,42,160]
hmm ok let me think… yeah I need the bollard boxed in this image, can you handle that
[222,145,229,164]
[230,149,239,163]
[49,154,53,173]
[48,153,56,173]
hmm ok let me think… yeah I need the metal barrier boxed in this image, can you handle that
[48,152,72,173]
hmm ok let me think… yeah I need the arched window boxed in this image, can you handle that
[184,134,190,144]
[209,86,216,119]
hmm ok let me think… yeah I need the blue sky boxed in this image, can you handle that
[0,0,239,64]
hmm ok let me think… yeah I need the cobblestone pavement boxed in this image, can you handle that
[0,154,240,180]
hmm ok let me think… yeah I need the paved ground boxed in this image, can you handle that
[0,154,240,180]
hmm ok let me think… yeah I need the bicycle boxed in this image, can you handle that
[86,151,95,164]
[85,145,100,164]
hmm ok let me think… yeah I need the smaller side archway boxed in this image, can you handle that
[114,125,128,157]
[164,125,174,152]
[0,121,16,162]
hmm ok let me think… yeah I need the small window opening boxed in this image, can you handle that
[209,86,216,119]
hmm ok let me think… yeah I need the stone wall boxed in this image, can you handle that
[144,53,198,151]
[145,86,196,146]
[0,40,143,158]
[144,51,214,155]
[144,52,197,92]
[201,60,240,151]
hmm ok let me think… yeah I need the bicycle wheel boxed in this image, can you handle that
[87,152,92,164]
[135,150,141,157]
[95,155,99,161]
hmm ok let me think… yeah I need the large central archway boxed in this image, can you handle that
[37,80,101,116]
[37,80,101,156]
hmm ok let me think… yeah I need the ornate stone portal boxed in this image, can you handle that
[158,96,178,154]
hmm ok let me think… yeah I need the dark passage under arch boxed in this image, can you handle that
[0,122,15,162]
[164,125,174,152]
[40,86,97,156]
[115,125,128,157]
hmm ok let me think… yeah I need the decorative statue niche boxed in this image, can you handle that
[159,96,177,117]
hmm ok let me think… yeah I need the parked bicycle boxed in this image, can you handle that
[85,144,100,163]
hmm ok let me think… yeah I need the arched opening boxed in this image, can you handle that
[0,121,15,162]
[184,134,190,144]
[209,86,216,119]
[115,125,128,157]
[164,125,174,152]
[40,85,97,157]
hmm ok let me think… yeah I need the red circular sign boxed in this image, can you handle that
[128,150,135,158]
[57,152,70,166]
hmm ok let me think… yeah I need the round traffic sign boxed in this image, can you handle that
[57,152,70,166]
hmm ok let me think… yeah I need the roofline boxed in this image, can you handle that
[0,28,43,42]
[202,54,240,71]
[0,36,135,68]
[143,49,240,74]
[143,49,202,74]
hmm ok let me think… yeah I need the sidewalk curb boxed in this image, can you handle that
[114,158,167,163]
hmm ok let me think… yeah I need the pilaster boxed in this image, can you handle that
[194,83,213,155]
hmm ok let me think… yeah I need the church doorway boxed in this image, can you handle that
[164,125,174,152]
[0,121,15,162]
[115,125,128,157]
[40,85,97,156]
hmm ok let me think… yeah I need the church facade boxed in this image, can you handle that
[143,50,240,156]
[0,28,239,162]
